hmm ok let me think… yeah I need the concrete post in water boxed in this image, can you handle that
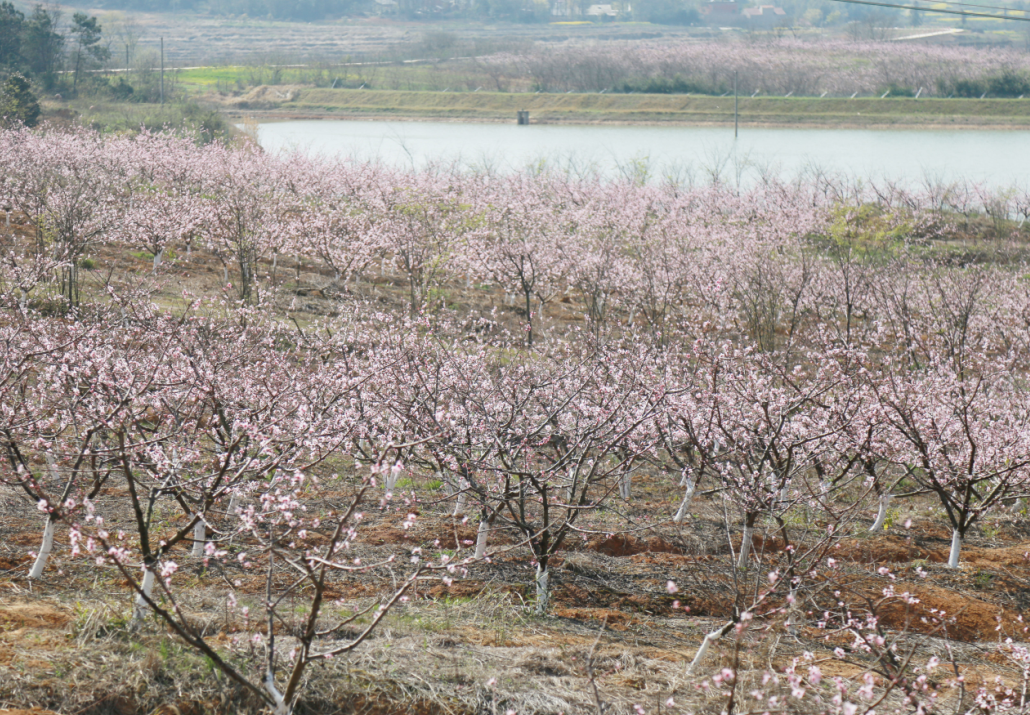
[517,110,530,125]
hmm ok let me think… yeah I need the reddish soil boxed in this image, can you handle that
[587,534,684,557]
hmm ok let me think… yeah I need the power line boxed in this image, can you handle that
[827,0,1030,21]
[904,0,1029,14]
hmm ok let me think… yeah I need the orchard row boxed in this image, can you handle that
[1,126,1029,712]
[483,38,1030,97]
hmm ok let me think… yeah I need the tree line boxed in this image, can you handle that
[0,3,109,90]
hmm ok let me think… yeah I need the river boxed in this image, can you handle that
[253,120,1030,189]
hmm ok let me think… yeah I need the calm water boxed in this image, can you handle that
[254,120,1030,189]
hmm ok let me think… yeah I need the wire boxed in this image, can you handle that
[827,0,1030,21]
[910,0,1029,14]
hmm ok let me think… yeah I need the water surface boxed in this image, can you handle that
[254,120,1030,189]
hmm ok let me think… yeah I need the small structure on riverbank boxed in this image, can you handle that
[742,4,788,27]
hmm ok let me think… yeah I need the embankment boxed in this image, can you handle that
[210,87,1030,128]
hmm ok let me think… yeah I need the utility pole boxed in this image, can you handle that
[160,36,165,105]
[734,70,738,139]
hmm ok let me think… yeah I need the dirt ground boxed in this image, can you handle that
[2,219,1030,714]
[3,471,1030,714]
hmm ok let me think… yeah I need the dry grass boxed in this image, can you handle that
[207,88,1030,128]
[2,221,1030,714]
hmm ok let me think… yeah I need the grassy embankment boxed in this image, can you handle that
[205,87,1030,127]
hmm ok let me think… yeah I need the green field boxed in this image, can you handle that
[211,88,1030,127]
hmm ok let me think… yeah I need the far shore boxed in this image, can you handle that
[208,88,1030,130]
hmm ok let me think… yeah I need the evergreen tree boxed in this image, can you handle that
[0,74,41,127]
[22,6,64,89]
[0,2,25,70]
[70,13,109,95]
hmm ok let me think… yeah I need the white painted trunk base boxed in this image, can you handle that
[192,518,206,558]
[535,564,550,613]
[29,455,62,579]
[673,479,697,523]
[948,529,962,569]
[28,517,56,580]
[737,526,754,569]
[452,489,467,517]
[132,567,156,624]
[687,630,719,674]
[474,518,492,559]
[265,669,289,715]
[870,494,892,532]
[619,473,632,501]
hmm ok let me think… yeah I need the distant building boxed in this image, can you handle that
[742,4,787,27]
[701,0,742,20]
[586,2,618,16]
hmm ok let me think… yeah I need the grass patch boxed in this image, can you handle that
[218,89,1030,127]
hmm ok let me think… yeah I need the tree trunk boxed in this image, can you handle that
[475,512,495,559]
[686,620,737,674]
[619,472,631,501]
[948,528,962,569]
[265,669,288,715]
[28,454,62,579]
[534,562,550,614]
[737,523,754,569]
[132,566,156,624]
[452,484,467,517]
[673,477,697,523]
[524,288,533,347]
[870,493,892,532]
[191,517,206,558]
[28,516,56,580]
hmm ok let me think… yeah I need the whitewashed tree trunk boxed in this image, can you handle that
[948,529,962,569]
[619,472,632,501]
[870,493,892,532]
[28,517,56,580]
[475,513,494,559]
[191,517,206,558]
[673,478,697,523]
[153,247,163,274]
[265,669,288,715]
[132,567,156,624]
[28,454,63,579]
[786,587,799,637]
[737,525,754,569]
[535,563,550,614]
[452,480,467,516]
[686,620,737,674]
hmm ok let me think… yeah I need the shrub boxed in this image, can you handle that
[0,73,40,127]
